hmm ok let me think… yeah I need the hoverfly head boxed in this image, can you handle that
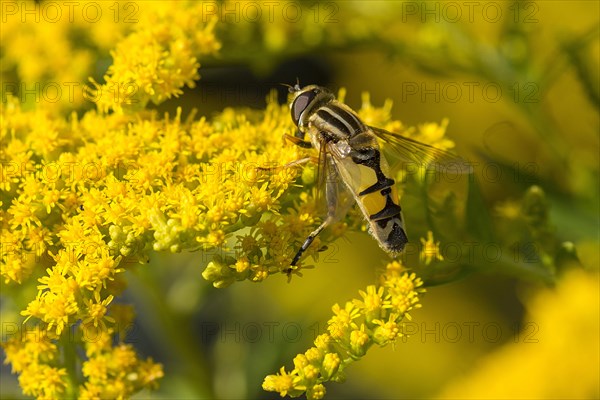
[289,84,333,127]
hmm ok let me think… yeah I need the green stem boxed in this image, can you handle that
[420,171,438,237]
[60,332,79,400]
[127,269,214,398]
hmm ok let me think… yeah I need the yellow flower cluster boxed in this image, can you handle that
[2,327,67,399]
[1,1,221,113]
[1,1,135,112]
[0,88,328,397]
[2,324,163,399]
[2,5,89,110]
[89,3,220,113]
[262,261,425,399]
[1,3,223,398]
[79,338,164,399]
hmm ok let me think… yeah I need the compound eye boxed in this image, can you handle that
[291,90,318,125]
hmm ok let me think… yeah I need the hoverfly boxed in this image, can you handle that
[285,83,469,268]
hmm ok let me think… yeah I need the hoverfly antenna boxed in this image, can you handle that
[279,82,297,94]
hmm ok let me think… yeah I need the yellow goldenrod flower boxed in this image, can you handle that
[415,119,455,151]
[1,228,37,283]
[371,312,401,344]
[8,197,41,230]
[327,302,361,340]
[358,92,395,127]
[321,353,341,380]
[18,363,68,399]
[349,325,371,357]
[263,261,425,399]
[2,3,231,397]
[80,343,164,399]
[89,5,220,114]
[1,326,66,399]
[420,230,445,265]
[262,367,301,398]
[82,292,116,330]
[2,326,56,374]
[39,292,80,335]
[82,327,114,358]
[354,285,387,324]
[307,383,326,400]
[439,270,599,399]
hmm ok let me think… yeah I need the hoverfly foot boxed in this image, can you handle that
[285,266,298,283]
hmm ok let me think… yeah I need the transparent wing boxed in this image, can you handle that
[314,147,355,222]
[313,139,327,212]
[369,125,473,175]
[325,153,356,223]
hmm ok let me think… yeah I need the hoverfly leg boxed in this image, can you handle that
[284,157,314,168]
[257,132,313,173]
[256,156,314,172]
[290,161,338,266]
[290,215,334,266]
[284,133,312,148]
